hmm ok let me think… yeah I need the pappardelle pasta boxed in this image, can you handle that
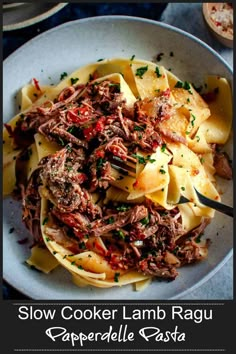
[3,57,233,291]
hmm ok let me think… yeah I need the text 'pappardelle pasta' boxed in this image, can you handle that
[3,57,233,291]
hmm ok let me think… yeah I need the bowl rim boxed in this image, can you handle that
[3,3,68,32]
[3,14,233,75]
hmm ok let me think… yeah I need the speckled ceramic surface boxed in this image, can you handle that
[3,3,68,31]
[3,16,233,300]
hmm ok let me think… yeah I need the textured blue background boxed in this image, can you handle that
[3,3,168,59]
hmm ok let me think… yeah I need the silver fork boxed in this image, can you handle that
[109,156,234,217]
[179,188,233,217]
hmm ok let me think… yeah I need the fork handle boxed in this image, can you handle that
[197,194,234,217]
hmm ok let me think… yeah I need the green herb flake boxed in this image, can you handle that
[79,241,86,249]
[114,272,120,282]
[132,154,155,164]
[181,186,185,191]
[78,265,84,269]
[155,66,162,78]
[191,114,196,127]
[60,72,68,80]
[159,169,166,174]
[135,65,148,79]
[96,157,105,169]
[140,217,149,225]
[175,80,192,94]
[116,204,131,212]
[113,230,125,239]
[156,52,164,62]
[107,216,115,224]
[134,125,145,131]
[42,217,49,225]
[195,234,203,243]
[161,143,167,153]
[58,137,65,146]
[71,77,79,85]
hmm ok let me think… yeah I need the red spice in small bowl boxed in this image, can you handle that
[202,3,233,48]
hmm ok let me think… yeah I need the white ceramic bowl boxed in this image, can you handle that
[3,16,233,300]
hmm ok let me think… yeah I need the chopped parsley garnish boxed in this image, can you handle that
[109,83,120,91]
[155,66,162,78]
[58,137,65,146]
[71,77,79,85]
[195,234,203,243]
[114,272,120,282]
[175,80,192,94]
[79,241,86,249]
[96,157,105,169]
[113,230,125,239]
[132,154,156,164]
[173,246,179,255]
[161,143,167,153]
[97,58,104,62]
[135,65,148,79]
[78,265,84,270]
[130,54,135,61]
[156,52,164,62]
[42,217,49,225]
[181,186,185,191]
[140,217,149,225]
[134,124,145,131]
[116,204,131,212]
[66,144,72,152]
[190,113,196,127]
[200,157,205,164]
[107,217,115,224]
[159,168,166,174]
[60,72,68,80]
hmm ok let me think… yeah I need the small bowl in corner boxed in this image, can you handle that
[202,3,233,48]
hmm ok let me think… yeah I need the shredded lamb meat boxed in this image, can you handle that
[14,77,212,281]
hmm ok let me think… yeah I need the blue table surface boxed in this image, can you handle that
[3,3,233,300]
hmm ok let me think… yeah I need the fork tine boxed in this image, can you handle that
[111,155,136,170]
[108,155,136,178]
[111,163,136,178]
